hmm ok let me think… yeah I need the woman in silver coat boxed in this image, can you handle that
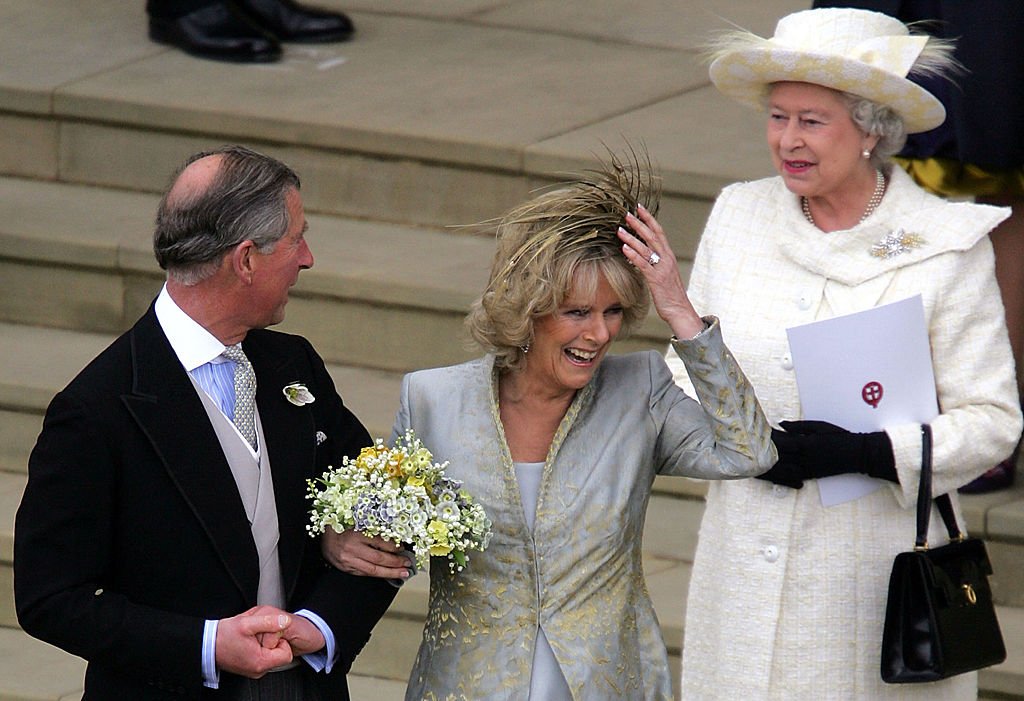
[325,154,776,700]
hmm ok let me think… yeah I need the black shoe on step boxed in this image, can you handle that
[149,3,281,63]
[234,0,354,43]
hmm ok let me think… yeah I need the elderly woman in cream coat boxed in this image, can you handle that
[357,155,776,700]
[662,9,1023,701]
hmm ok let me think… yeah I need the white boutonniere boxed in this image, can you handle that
[283,382,315,406]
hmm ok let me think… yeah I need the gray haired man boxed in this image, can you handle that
[15,146,409,700]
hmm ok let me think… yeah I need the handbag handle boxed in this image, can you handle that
[915,424,965,550]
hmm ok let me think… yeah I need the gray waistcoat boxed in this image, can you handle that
[191,379,285,609]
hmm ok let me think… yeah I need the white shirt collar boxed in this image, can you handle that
[154,284,230,372]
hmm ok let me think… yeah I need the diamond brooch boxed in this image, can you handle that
[870,228,924,259]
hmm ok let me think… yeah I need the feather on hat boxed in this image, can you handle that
[707,8,956,133]
[487,146,661,303]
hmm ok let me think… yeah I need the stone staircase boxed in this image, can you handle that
[1,1,1022,699]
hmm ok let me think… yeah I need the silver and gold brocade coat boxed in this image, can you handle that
[393,319,776,700]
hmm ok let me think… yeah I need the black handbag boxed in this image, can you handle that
[880,424,1006,683]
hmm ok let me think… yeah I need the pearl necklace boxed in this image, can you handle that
[802,168,886,228]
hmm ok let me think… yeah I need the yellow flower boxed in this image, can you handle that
[428,519,454,555]
[386,459,403,478]
[407,475,426,488]
[427,520,449,543]
[430,543,454,556]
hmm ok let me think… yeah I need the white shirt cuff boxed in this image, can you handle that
[202,619,220,688]
[295,609,337,673]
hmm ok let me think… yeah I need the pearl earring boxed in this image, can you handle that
[862,148,871,159]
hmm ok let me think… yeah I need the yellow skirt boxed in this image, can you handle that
[895,157,1024,199]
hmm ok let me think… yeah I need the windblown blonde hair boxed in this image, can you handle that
[466,149,660,372]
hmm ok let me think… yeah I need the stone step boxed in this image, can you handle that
[0,176,682,374]
[0,627,85,701]
[0,322,405,475]
[2,322,1023,591]
[0,323,704,507]
[4,458,1022,695]
[3,574,1023,700]
[2,320,1021,696]
[0,625,408,701]
[0,319,701,632]
[0,466,696,627]
[355,587,1024,701]
[0,1,797,249]
[0,472,19,629]
[0,476,695,697]
[0,324,114,475]
[5,0,1018,697]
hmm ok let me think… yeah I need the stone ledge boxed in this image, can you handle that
[0,176,683,366]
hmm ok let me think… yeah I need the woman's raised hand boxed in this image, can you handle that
[618,204,704,339]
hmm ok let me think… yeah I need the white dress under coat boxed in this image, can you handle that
[667,168,1022,700]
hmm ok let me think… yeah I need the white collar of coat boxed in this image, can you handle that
[775,167,1010,287]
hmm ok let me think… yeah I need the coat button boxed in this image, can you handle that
[796,294,813,310]
[763,544,780,562]
[780,353,794,370]
[772,484,788,498]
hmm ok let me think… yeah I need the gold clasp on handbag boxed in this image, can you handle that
[962,583,977,605]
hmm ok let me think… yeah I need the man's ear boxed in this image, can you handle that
[231,240,257,284]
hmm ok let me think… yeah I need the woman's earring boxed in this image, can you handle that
[862,148,871,159]
[520,344,530,354]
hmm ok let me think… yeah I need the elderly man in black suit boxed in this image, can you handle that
[14,145,411,699]
[147,0,354,63]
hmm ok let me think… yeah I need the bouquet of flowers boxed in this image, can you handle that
[307,429,492,573]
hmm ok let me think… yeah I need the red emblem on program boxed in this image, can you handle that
[862,381,883,409]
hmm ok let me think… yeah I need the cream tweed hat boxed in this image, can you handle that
[708,8,948,133]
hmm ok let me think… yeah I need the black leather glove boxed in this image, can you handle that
[758,430,809,488]
[758,420,897,490]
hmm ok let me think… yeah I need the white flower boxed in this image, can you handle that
[437,500,459,522]
[283,382,315,406]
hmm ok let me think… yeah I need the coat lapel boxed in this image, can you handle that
[120,308,259,603]
[245,336,316,601]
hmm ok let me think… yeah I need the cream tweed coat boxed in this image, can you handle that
[667,168,1022,700]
